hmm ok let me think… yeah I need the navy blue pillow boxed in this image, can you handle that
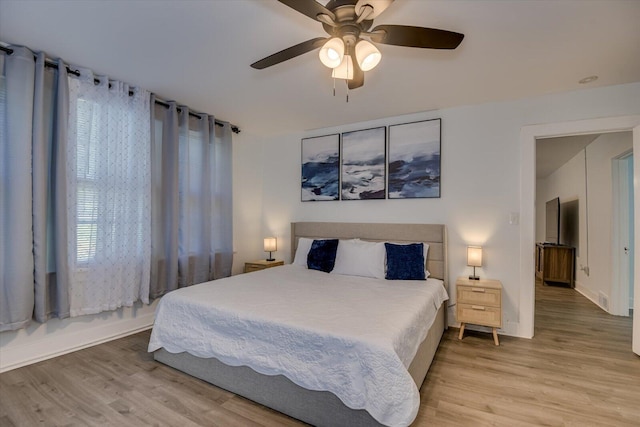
[385,243,426,280]
[307,239,339,273]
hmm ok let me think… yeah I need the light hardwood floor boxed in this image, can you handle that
[1,281,638,426]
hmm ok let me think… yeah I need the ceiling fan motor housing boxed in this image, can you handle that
[322,0,374,42]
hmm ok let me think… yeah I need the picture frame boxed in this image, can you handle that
[388,119,441,199]
[301,134,340,201]
[340,126,386,200]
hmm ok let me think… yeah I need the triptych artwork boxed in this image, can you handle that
[301,119,441,201]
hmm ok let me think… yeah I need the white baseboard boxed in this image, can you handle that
[0,304,157,373]
[574,281,608,312]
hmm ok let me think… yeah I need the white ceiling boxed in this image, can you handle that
[536,134,600,179]
[1,0,639,135]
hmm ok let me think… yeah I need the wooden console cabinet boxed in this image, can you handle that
[535,243,575,287]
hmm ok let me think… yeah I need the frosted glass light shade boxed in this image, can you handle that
[319,37,344,69]
[331,55,354,80]
[264,237,277,252]
[467,246,483,267]
[355,40,381,71]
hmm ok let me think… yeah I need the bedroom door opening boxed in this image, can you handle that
[519,116,640,357]
[612,152,634,317]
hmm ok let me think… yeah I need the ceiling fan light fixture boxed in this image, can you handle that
[355,40,381,71]
[319,37,345,68]
[331,54,354,80]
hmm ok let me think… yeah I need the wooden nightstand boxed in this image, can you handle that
[456,277,503,346]
[244,259,284,273]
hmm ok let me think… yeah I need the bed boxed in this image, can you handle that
[149,222,448,427]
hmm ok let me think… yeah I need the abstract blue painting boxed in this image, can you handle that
[301,134,340,201]
[388,119,441,199]
[341,127,386,200]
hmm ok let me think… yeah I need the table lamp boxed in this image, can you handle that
[264,237,277,262]
[467,246,482,280]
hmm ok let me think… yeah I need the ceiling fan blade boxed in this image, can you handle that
[348,59,364,90]
[251,37,327,69]
[355,0,395,20]
[277,0,336,23]
[370,25,464,49]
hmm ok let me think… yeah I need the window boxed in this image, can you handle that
[66,76,151,315]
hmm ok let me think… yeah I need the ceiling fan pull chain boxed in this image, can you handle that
[346,56,350,103]
[333,77,336,97]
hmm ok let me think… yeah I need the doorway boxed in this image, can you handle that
[612,153,634,316]
[535,134,633,316]
[519,115,640,356]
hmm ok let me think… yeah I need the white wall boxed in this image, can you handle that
[627,155,634,308]
[0,301,158,372]
[243,82,640,339]
[633,125,640,356]
[232,130,266,274]
[536,133,633,311]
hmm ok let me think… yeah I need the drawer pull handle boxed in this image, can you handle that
[471,305,486,311]
[471,288,486,293]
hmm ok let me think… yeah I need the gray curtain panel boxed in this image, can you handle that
[150,98,180,298]
[32,55,70,322]
[0,47,70,331]
[211,119,233,279]
[149,102,233,298]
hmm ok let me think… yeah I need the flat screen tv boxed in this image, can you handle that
[545,197,560,244]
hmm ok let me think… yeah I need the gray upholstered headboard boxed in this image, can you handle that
[290,222,448,288]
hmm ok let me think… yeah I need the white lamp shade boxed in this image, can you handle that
[331,55,354,80]
[264,237,277,252]
[355,40,381,71]
[319,37,344,69]
[467,246,482,267]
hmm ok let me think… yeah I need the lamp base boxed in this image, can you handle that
[469,275,480,280]
[266,258,275,262]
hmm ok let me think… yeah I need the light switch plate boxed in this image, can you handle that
[509,212,520,225]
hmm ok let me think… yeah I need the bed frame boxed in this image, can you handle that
[154,222,448,426]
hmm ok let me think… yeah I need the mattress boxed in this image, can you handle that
[148,265,448,427]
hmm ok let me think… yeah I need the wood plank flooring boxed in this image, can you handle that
[1,281,638,426]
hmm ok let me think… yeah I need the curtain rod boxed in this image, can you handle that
[0,45,240,134]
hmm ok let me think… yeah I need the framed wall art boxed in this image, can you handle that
[388,119,441,199]
[341,126,386,200]
[301,134,340,201]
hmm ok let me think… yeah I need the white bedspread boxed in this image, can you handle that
[148,265,448,427]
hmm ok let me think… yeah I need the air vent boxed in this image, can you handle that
[598,292,609,311]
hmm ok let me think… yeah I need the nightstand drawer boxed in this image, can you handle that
[244,265,264,273]
[457,286,501,307]
[458,303,502,328]
[244,260,284,273]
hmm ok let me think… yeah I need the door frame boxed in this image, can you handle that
[519,115,640,341]
[612,152,633,316]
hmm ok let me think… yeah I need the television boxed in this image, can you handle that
[560,199,579,251]
[545,197,560,244]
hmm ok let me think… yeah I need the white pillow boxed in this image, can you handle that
[331,239,386,279]
[292,237,314,267]
[385,242,430,278]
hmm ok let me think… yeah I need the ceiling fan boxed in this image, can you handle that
[251,0,465,90]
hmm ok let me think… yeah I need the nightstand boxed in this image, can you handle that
[244,259,284,273]
[456,277,503,346]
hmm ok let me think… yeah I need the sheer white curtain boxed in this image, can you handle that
[66,69,151,316]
